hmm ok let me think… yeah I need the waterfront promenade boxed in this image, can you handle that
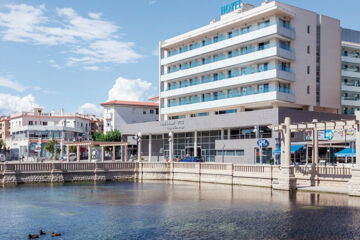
[0,162,353,195]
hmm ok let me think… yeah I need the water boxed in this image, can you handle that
[1,182,360,240]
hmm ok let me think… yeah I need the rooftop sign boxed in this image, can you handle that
[221,0,241,15]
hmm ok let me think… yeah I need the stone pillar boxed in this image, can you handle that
[125,145,128,162]
[77,145,80,162]
[121,145,123,162]
[349,111,360,196]
[66,145,70,163]
[284,117,291,167]
[312,119,319,165]
[101,146,104,162]
[227,129,231,139]
[221,129,224,140]
[273,117,296,191]
[169,133,174,162]
[88,145,91,162]
[149,134,152,162]
[137,138,142,162]
[280,132,285,166]
[194,131,198,157]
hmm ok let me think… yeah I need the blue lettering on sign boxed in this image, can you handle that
[257,139,269,148]
[221,0,241,15]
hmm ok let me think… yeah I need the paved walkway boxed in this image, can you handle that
[297,185,348,194]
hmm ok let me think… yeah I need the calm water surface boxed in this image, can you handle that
[1,181,360,240]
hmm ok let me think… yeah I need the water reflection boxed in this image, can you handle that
[1,181,360,239]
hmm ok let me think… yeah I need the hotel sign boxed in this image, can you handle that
[221,0,241,15]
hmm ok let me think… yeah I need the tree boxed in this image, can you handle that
[44,139,58,157]
[94,130,121,142]
[104,129,122,142]
[0,139,4,151]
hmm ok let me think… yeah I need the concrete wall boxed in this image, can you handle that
[319,15,342,111]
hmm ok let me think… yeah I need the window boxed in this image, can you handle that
[43,122,47,126]
[258,41,269,50]
[213,36,218,43]
[307,25,310,34]
[307,86,310,94]
[150,109,154,114]
[228,51,232,58]
[307,45,310,54]
[228,32,232,39]
[307,66,310,74]
[143,110,147,114]
[29,121,33,126]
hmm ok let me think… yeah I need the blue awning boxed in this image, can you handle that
[273,145,304,155]
[334,148,356,158]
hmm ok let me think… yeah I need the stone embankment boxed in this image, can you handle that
[0,162,354,195]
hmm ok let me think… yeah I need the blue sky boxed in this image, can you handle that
[0,0,359,116]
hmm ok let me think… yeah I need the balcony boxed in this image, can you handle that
[342,69,360,79]
[160,67,295,98]
[342,83,360,93]
[161,87,295,115]
[342,56,360,65]
[161,45,295,82]
[162,21,295,65]
[341,96,360,107]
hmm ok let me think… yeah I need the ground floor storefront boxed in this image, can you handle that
[121,108,352,164]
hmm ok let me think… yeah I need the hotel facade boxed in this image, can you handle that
[107,1,358,163]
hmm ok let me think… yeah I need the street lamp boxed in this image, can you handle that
[137,132,142,162]
[168,132,173,162]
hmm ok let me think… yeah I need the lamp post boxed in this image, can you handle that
[168,131,173,162]
[137,132,142,162]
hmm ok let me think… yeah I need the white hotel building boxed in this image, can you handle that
[109,1,355,163]
[341,29,360,115]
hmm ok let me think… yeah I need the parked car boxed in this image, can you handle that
[178,156,203,163]
[0,154,6,162]
[60,153,77,161]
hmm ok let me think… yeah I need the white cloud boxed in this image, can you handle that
[78,103,103,116]
[69,40,142,66]
[48,59,61,69]
[149,0,157,5]
[83,65,99,71]
[88,12,102,20]
[0,75,26,92]
[0,4,143,68]
[107,77,156,101]
[0,93,39,115]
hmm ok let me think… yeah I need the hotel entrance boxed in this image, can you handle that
[185,147,202,158]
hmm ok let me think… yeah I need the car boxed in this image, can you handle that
[60,153,77,161]
[178,156,203,163]
[0,154,6,162]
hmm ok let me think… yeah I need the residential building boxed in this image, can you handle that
[0,116,10,147]
[9,108,94,158]
[101,100,159,134]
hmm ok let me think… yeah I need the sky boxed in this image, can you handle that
[0,0,359,116]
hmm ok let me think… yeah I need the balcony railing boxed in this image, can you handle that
[166,87,294,108]
[341,96,360,101]
[167,20,295,58]
[163,65,294,92]
[166,43,294,75]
